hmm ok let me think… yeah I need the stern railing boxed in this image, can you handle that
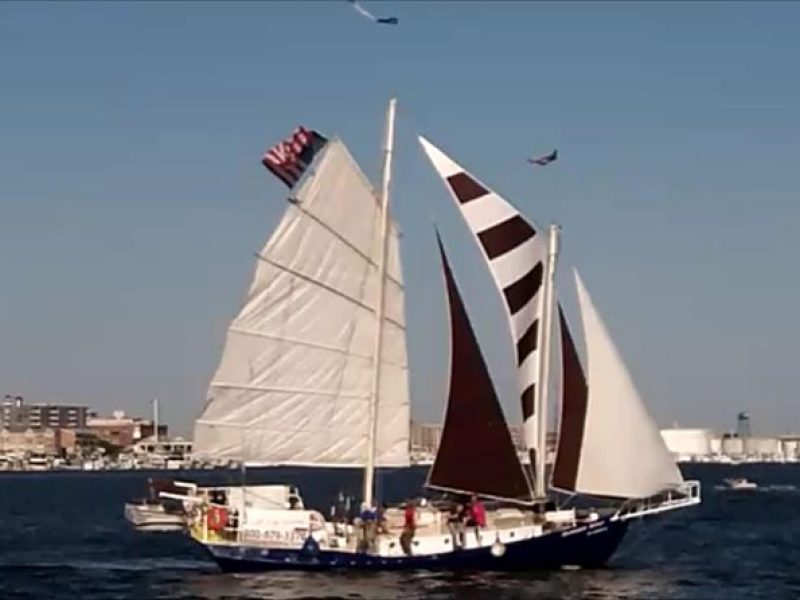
[615,480,701,521]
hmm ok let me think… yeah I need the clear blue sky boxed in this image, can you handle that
[1,2,799,436]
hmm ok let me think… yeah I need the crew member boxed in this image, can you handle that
[447,499,466,549]
[357,502,377,552]
[399,500,416,555]
[468,494,487,543]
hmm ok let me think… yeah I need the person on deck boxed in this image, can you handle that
[468,494,487,543]
[399,500,416,555]
[357,503,378,552]
[330,492,348,537]
[447,500,466,549]
[146,477,156,504]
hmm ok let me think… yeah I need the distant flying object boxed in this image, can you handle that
[347,0,399,25]
[527,149,558,166]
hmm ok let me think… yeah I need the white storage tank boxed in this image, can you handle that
[721,436,744,456]
[779,437,800,459]
[746,437,779,456]
[660,428,713,458]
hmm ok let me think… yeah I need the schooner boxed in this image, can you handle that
[163,98,699,571]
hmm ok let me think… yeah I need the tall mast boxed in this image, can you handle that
[152,397,159,444]
[535,224,559,498]
[363,97,397,508]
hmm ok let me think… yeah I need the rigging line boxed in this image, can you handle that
[328,222,378,451]
[207,382,371,398]
[196,419,368,435]
[283,197,404,290]
[227,326,408,367]
[253,253,406,331]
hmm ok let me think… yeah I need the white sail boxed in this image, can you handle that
[193,139,410,467]
[569,269,683,498]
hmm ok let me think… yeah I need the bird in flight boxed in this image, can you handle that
[527,149,558,166]
[347,0,399,25]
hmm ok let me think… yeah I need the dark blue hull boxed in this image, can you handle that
[203,517,628,572]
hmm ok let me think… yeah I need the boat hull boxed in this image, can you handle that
[202,516,628,572]
[124,502,185,532]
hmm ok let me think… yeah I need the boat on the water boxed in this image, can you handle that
[124,478,189,532]
[161,98,700,571]
[124,499,186,532]
[723,477,758,490]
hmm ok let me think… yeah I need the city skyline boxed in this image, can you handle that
[2,3,799,436]
[0,390,783,444]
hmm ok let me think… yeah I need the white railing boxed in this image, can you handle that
[614,480,701,521]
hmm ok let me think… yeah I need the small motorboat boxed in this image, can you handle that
[723,477,757,490]
[124,478,188,532]
[124,499,186,532]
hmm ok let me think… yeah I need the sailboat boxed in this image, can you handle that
[167,98,700,571]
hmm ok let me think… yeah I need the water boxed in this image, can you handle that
[1,464,799,599]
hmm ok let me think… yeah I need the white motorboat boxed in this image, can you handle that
[723,477,757,490]
[124,499,186,532]
[123,479,191,532]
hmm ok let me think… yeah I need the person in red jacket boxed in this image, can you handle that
[469,495,487,527]
[400,499,417,555]
[468,494,486,543]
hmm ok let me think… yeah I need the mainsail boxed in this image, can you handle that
[193,138,410,467]
[427,235,534,502]
[418,137,548,494]
[552,271,683,498]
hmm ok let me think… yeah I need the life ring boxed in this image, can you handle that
[491,534,506,557]
[207,506,228,532]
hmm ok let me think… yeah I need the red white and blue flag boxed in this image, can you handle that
[527,149,558,167]
[261,126,328,188]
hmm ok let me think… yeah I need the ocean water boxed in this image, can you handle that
[1,464,799,600]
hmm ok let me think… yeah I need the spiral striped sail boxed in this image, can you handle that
[419,137,547,496]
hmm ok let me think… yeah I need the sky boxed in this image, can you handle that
[1,1,799,437]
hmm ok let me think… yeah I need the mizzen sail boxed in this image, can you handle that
[193,138,410,467]
[426,235,534,503]
[553,270,683,498]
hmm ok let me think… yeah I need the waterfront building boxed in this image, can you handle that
[0,427,59,456]
[86,410,168,449]
[409,421,441,454]
[1,395,88,431]
[410,420,552,458]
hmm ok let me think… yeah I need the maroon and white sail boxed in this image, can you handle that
[427,235,534,503]
[552,271,683,499]
[419,137,548,494]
